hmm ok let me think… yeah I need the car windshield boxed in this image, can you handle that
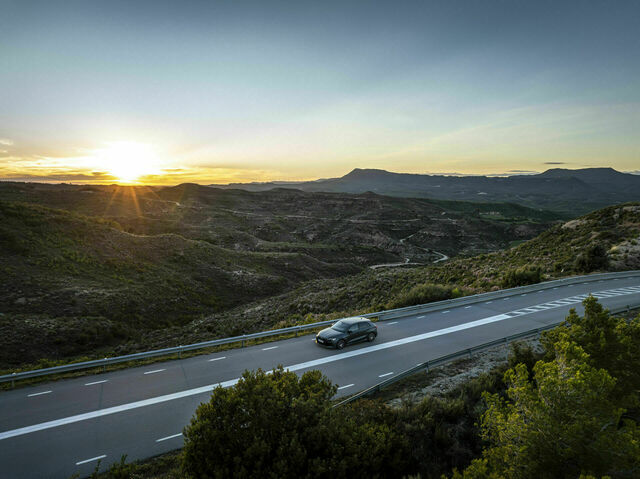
[331,321,349,332]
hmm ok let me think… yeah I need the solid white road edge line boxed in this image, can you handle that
[2,284,639,441]
[76,455,106,466]
[143,369,166,375]
[379,372,394,377]
[156,433,183,442]
[208,357,226,362]
[262,346,278,351]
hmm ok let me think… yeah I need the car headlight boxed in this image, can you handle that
[330,337,337,342]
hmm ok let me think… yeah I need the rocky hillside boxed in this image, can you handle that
[1,199,636,371]
[0,183,561,369]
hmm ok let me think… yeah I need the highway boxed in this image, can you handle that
[1,274,640,478]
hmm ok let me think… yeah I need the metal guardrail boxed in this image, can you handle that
[333,304,634,407]
[1,270,639,386]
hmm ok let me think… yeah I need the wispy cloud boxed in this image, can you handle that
[0,138,14,146]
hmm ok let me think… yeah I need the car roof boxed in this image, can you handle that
[336,316,369,325]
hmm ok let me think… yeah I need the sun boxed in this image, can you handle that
[97,141,160,183]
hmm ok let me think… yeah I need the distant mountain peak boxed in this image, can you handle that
[342,168,391,179]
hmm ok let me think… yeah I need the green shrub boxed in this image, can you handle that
[574,243,608,272]
[387,283,456,309]
[501,267,541,288]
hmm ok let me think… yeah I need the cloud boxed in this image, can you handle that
[543,162,566,165]
[0,172,118,182]
[0,138,14,146]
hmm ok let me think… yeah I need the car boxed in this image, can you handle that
[315,317,377,350]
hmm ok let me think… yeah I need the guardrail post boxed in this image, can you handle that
[103,359,107,373]
[242,335,246,347]
[295,326,300,337]
[468,349,473,359]
[11,372,15,388]
[179,346,183,359]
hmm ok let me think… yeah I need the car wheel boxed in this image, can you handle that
[367,332,376,342]
[336,340,346,350]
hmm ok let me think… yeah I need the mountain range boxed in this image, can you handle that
[211,167,640,215]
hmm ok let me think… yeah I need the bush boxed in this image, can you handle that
[182,366,404,478]
[387,283,456,309]
[574,243,608,272]
[501,267,541,288]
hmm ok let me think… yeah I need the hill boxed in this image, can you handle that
[211,167,640,215]
[161,202,640,352]
[1,197,636,371]
[0,183,560,369]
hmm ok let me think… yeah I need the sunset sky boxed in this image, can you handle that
[1,0,639,184]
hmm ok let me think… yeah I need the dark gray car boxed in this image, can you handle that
[315,317,377,349]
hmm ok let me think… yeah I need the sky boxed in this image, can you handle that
[1,0,639,184]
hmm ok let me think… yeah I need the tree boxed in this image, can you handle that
[542,296,640,409]
[182,366,404,478]
[452,340,640,479]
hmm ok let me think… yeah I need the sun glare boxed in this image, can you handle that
[97,141,160,183]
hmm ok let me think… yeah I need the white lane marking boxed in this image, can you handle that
[85,380,108,386]
[485,301,493,304]
[378,372,394,378]
[503,298,509,301]
[442,310,450,314]
[76,455,106,466]
[553,287,559,290]
[464,305,472,308]
[156,433,182,442]
[521,294,527,296]
[262,346,278,351]
[4,283,640,441]
[144,369,166,375]
[337,384,354,390]
[386,321,398,325]
[208,357,226,362]
[418,315,426,318]
[27,391,51,397]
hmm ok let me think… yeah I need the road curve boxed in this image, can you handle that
[1,274,640,478]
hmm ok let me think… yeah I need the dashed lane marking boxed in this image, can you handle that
[156,433,182,442]
[27,391,51,397]
[143,369,166,375]
[378,372,394,378]
[208,357,226,362]
[85,380,108,386]
[337,384,354,390]
[76,455,106,466]
[262,346,278,351]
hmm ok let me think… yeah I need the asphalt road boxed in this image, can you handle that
[1,274,640,478]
